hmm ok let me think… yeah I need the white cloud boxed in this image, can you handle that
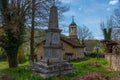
[109,0,119,5]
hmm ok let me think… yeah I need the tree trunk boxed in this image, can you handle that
[6,47,18,68]
[30,0,35,62]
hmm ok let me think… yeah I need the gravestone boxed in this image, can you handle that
[31,4,76,78]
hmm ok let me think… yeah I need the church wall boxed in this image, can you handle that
[37,40,85,61]
[61,41,84,60]
[61,41,74,59]
[73,48,84,59]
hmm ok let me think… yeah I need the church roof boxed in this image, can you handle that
[69,16,77,26]
[61,37,84,48]
[36,37,84,48]
[69,21,77,26]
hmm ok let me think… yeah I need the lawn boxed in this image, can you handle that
[0,58,120,80]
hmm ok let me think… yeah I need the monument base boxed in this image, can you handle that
[31,60,76,78]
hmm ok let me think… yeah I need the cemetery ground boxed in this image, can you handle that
[0,58,120,80]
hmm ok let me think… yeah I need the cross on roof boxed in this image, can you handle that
[53,0,55,5]
[72,16,74,22]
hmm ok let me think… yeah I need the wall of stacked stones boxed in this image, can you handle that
[105,45,120,71]
[105,54,120,71]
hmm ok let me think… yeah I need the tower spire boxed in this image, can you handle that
[72,16,74,23]
[53,0,55,5]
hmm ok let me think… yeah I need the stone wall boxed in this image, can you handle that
[105,54,120,71]
[105,45,120,71]
[73,48,84,59]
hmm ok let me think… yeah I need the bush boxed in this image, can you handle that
[0,47,7,61]
[86,52,105,58]
[0,54,7,61]
[17,47,26,64]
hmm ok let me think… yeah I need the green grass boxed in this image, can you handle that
[0,62,8,69]
[72,58,112,76]
[0,58,120,80]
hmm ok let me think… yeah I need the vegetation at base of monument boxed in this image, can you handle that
[0,58,119,80]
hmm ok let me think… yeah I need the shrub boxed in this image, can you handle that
[0,54,7,61]
[0,47,7,61]
[86,52,105,58]
[17,47,26,64]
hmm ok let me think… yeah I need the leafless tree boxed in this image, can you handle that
[29,0,69,62]
[112,7,120,40]
[100,14,120,40]
[77,25,94,45]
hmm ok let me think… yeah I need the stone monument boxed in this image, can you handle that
[32,3,76,78]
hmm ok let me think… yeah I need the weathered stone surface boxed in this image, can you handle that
[49,5,58,29]
[105,44,120,71]
[32,60,76,78]
[105,53,120,71]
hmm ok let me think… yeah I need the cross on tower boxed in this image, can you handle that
[72,16,74,22]
[53,0,56,5]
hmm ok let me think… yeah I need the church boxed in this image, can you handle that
[37,17,85,61]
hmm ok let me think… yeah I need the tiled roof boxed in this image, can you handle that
[36,37,84,48]
[61,37,84,48]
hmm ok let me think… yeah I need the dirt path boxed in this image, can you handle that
[0,74,14,80]
[72,72,120,80]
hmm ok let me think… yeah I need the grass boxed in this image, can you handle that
[0,58,120,80]
[0,62,9,69]
[72,58,117,78]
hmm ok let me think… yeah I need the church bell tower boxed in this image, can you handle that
[69,16,78,40]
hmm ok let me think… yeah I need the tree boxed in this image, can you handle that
[100,6,120,40]
[30,0,35,62]
[0,0,30,68]
[112,7,120,40]
[100,16,113,40]
[26,0,69,27]
[77,25,94,45]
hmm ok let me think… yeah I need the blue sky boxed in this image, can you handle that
[59,0,119,40]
